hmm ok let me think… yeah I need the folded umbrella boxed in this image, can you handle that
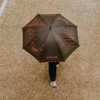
[22,14,79,63]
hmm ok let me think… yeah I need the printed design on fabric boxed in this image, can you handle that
[53,32,74,54]
[26,38,44,56]
[28,17,48,27]
[26,26,37,34]
[63,27,78,45]
[24,26,37,46]
[57,16,73,26]
[61,34,76,45]
[46,56,58,59]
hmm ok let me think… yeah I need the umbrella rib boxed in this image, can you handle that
[39,14,49,27]
[52,31,65,61]
[52,14,61,27]
[53,28,79,46]
[39,31,50,62]
[58,14,77,26]
[52,13,76,29]
[54,25,76,29]
[22,14,38,28]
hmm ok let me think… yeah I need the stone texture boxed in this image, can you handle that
[0,0,100,100]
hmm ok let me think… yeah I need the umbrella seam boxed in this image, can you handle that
[39,14,49,27]
[53,26,79,46]
[22,14,38,28]
[59,14,77,27]
[52,31,65,61]
[39,31,51,62]
[52,14,61,27]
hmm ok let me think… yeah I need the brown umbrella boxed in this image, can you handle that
[22,14,79,63]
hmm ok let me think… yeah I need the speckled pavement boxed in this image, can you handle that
[0,0,3,7]
[0,0,100,100]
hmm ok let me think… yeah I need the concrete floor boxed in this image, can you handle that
[0,0,100,100]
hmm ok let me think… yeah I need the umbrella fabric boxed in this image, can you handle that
[22,14,79,63]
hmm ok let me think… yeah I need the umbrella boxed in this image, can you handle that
[22,14,79,63]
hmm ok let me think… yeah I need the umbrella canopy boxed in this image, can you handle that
[22,14,79,63]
